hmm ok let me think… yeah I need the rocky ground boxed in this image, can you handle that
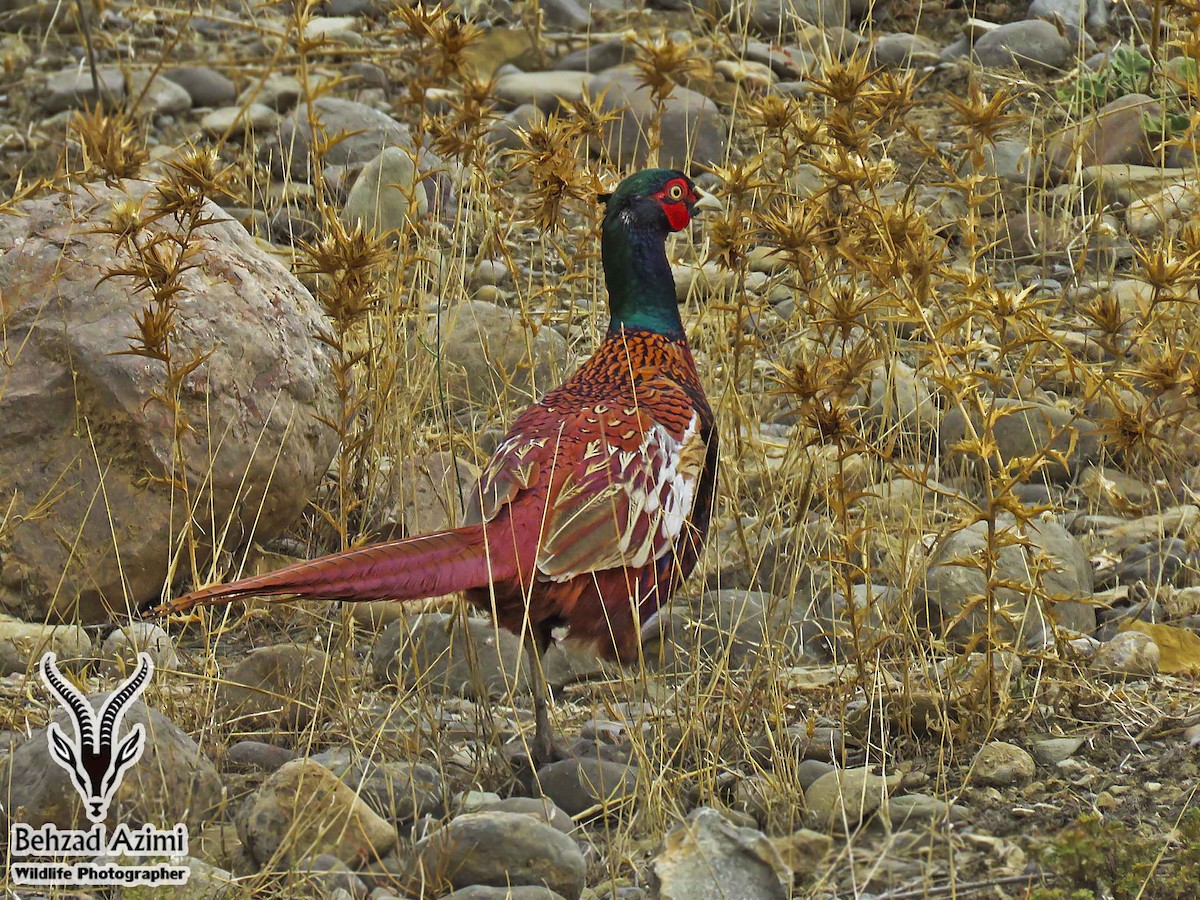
[2,0,1200,898]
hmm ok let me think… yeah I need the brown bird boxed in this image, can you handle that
[151,169,722,763]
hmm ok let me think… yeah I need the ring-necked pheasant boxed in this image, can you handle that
[150,168,722,763]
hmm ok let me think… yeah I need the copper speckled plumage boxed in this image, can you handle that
[150,169,721,760]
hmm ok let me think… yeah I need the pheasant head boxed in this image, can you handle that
[600,169,721,340]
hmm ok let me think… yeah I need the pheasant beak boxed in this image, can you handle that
[692,189,723,215]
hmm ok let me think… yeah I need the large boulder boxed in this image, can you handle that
[0,180,338,620]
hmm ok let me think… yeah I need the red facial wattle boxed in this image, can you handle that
[661,201,691,231]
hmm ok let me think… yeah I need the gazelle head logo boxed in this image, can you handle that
[39,651,154,824]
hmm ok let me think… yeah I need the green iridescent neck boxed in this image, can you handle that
[601,214,683,340]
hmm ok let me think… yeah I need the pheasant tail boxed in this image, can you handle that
[156,526,514,615]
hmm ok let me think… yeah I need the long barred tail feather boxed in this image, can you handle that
[147,525,509,617]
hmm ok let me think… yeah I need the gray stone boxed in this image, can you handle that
[555,38,631,72]
[99,623,178,674]
[805,768,901,829]
[487,103,545,151]
[246,74,303,112]
[225,740,297,773]
[217,645,337,728]
[128,71,192,116]
[416,299,571,415]
[238,758,397,866]
[371,612,531,698]
[872,33,942,67]
[416,811,585,900]
[973,741,1036,786]
[43,66,125,113]
[340,146,427,237]
[372,451,475,537]
[1029,736,1085,765]
[118,856,237,899]
[1,700,221,829]
[716,0,852,35]
[972,20,1071,72]
[940,398,1099,483]
[588,66,728,172]
[494,71,595,112]
[1046,93,1161,182]
[291,854,369,899]
[439,888,566,900]
[163,67,237,107]
[200,103,279,138]
[1029,0,1084,26]
[0,180,337,620]
[535,757,639,818]
[273,97,413,180]
[0,617,91,675]
[476,796,575,835]
[1092,630,1159,676]
[919,518,1096,648]
[653,806,789,900]
[540,0,591,28]
[309,748,443,824]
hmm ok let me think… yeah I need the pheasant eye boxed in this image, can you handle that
[667,183,684,201]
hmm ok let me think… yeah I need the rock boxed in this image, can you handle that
[743,41,816,78]
[373,451,475,537]
[43,66,125,113]
[0,617,92,675]
[555,38,631,72]
[865,359,936,444]
[127,71,193,116]
[476,796,575,835]
[682,589,784,668]
[972,20,1070,72]
[1029,0,1083,25]
[973,741,1036,786]
[1,699,221,829]
[416,811,586,899]
[487,103,545,151]
[238,759,398,866]
[919,518,1096,648]
[291,854,369,899]
[247,74,304,112]
[1046,94,1161,182]
[340,146,427,237]
[494,71,595,112]
[653,806,789,900]
[771,828,833,879]
[162,67,237,107]
[273,97,414,180]
[118,856,236,899]
[417,300,571,415]
[1082,165,1196,207]
[873,32,942,67]
[225,740,297,773]
[99,622,178,674]
[1092,630,1159,676]
[535,757,639,818]
[1125,181,1199,239]
[540,0,591,28]
[1079,465,1158,514]
[805,768,901,829]
[1110,538,1195,588]
[1029,736,1085,765]
[439,888,567,900]
[717,0,852,36]
[199,103,279,138]
[303,15,361,44]
[216,645,336,728]
[587,67,728,172]
[940,398,1099,483]
[888,794,962,825]
[310,748,443,824]
[0,180,337,620]
[371,612,531,698]
[819,583,908,659]
[1099,506,1200,552]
